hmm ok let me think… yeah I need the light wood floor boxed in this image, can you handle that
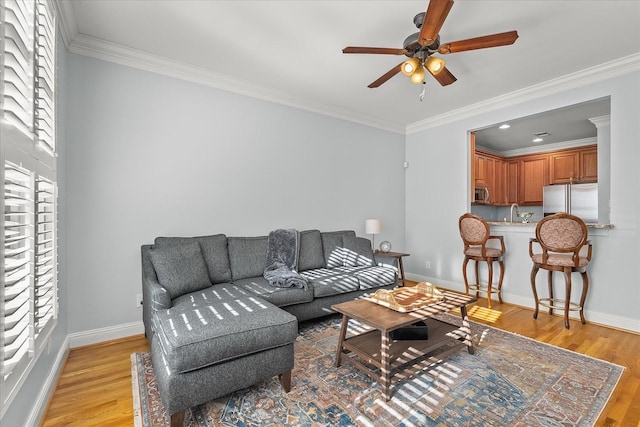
[40,290,640,427]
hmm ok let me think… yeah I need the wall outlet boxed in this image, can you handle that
[136,294,143,308]
[425,260,431,269]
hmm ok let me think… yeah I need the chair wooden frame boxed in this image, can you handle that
[459,213,505,308]
[529,212,592,329]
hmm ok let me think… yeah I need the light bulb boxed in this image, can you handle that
[425,56,445,75]
[410,66,425,84]
[401,58,420,76]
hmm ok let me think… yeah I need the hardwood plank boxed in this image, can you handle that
[39,292,639,426]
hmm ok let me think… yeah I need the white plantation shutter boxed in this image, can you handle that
[1,0,57,413]
[1,0,35,137]
[34,0,55,153]
[34,176,56,336]
[2,161,34,380]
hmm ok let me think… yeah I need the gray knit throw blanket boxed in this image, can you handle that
[263,229,308,289]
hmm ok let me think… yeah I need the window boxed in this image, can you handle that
[1,0,57,415]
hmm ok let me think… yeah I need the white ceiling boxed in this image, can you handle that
[57,1,640,133]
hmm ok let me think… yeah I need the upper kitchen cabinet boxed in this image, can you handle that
[549,145,598,184]
[580,146,598,182]
[473,149,506,205]
[518,155,548,205]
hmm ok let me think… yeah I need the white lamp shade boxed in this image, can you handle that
[365,219,381,234]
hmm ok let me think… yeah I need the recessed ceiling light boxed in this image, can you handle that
[499,124,510,130]
[533,137,544,142]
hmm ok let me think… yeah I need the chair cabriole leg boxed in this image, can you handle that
[474,260,480,298]
[531,265,539,319]
[486,258,494,309]
[547,270,554,316]
[462,257,470,295]
[563,268,572,329]
[579,271,589,325]
[497,258,505,304]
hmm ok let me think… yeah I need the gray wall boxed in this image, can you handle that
[405,70,640,331]
[64,54,406,335]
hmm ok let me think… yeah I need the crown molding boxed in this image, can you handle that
[406,53,640,134]
[64,33,405,134]
[55,0,78,51]
[481,136,597,157]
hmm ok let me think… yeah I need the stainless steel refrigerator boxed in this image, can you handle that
[543,183,598,223]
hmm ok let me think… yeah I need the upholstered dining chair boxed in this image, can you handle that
[458,213,505,308]
[529,212,592,329]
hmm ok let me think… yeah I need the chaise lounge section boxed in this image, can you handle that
[140,229,398,425]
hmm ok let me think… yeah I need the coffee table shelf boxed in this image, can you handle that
[332,291,476,401]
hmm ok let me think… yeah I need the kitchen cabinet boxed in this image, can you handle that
[518,155,548,205]
[475,153,489,186]
[506,160,518,204]
[549,145,598,184]
[580,146,598,182]
[474,151,505,205]
[492,159,507,205]
[473,145,596,206]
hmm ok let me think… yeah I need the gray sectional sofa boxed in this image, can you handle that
[141,229,398,340]
[140,229,398,425]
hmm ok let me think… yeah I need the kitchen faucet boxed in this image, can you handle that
[510,203,520,222]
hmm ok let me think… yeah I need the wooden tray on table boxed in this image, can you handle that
[365,282,445,312]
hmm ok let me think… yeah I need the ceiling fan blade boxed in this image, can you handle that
[368,63,403,88]
[429,66,457,86]
[343,46,409,55]
[418,0,454,47]
[438,30,519,54]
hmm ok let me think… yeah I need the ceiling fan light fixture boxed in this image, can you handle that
[401,57,420,76]
[425,56,445,75]
[410,66,426,84]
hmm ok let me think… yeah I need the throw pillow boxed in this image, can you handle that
[343,236,375,267]
[298,230,325,271]
[149,241,211,299]
[155,234,232,284]
[321,231,352,268]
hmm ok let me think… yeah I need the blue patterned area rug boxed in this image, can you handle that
[131,314,623,427]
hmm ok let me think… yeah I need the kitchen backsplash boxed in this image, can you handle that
[470,205,544,222]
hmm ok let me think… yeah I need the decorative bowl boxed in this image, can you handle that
[517,212,534,223]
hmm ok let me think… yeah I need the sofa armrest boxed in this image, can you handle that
[373,254,398,270]
[141,244,172,341]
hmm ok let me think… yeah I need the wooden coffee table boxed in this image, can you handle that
[332,290,476,401]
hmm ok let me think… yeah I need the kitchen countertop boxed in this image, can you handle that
[487,221,614,229]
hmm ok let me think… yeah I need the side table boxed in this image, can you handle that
[375,251,410,287]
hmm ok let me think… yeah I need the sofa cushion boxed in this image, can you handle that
[154,234,231,284]
[321,230,356,268]
[149,242,211,299]
[298,230,325,272]
[233,277,314,307]
[354,266,397,290]
[343,236,375,267]
[228,236,268,280]
[152,297,297,374]
[171,283,251,310]
[301,268,360,297]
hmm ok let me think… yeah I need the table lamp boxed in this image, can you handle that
[365,219,381,251]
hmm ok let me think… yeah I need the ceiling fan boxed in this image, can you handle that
[342,0,518,89]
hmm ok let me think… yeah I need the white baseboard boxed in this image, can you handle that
[69,321,145,348]
[26,335,70,427]
[406,273,640,333]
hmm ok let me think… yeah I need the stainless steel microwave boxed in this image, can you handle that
[474,186,489,204]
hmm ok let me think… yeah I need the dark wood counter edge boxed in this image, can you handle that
[487,221,614,229]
